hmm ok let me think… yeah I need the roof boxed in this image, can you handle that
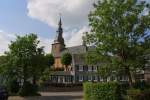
[87,45,96,51]
[61,45,87,54]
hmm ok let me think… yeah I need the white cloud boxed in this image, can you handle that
[27,0,96,49]
[66,26,89,47]
[0,30,52,55]
[0,30,15,55]
[38,37,53,54]
[27,0,97,28]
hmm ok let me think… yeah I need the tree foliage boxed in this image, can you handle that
[0,34,49,86]
[39,54,54,81]
[45,54,54,67]
[61,53,72,71]
[84,0,150,86]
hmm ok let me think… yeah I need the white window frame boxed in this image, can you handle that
[79,65,83,71]
[93,75,98,82]
[100,76,103,82]
[107,77,111,82]
[121,76,128,81]
[79,75,83,82]
[88,66,92,72]
[88,76,92,81]
[93,66,97,72]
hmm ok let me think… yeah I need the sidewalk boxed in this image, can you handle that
[8,92,83,100]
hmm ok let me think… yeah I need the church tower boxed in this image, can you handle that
[52,18,65,68]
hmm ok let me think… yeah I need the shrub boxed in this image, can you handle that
[127,88,150,100]
[83,82,122,100]
[18,82,40,96]
[133,81,149,90]
[141,89,150,100]
[127,88,141,95]
[119,82,130,95]
[7,78,20,95]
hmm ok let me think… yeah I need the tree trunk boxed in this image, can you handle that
[119,50,133,87]
[125,67,133,87]
[33,75,36,85]
[65,65,68,71]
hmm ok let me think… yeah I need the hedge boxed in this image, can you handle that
[84,82,122,100]
[126,88,150,100]
[18,82,40,96]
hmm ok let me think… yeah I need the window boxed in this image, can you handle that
[107,77,111,82]
[79,75,83,82]
[83,65,86,71]
[88,66,92,71]
[65,76,72,83]
[79,66,83,71]
[93,66,97,72]
[75,65,79,71]
[88,76,92,81]
[93,75,98,82]
[110,76,117,81]
[99,76,103,82]
[120,76,128,81]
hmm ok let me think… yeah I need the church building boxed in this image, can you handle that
[50,18,101,84]
[49,18,147,84]
[51,18,65,69]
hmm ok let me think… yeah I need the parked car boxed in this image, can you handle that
[0,86,8,100]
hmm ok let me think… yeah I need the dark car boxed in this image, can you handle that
[0,86,8,100]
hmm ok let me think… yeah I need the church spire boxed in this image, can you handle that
[59,17,62,27]
[54,16,64,45]
[57,17,63,34]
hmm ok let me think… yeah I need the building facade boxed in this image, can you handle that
[50,18,149,84]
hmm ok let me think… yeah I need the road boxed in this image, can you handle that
[9,92,83,100]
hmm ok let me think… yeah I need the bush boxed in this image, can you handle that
[127,88,141,95]
[133,81,149,90]
[7,78,20,95]
[126,88,150,100]
[141,89,150,100]
[18,82,40,96]
[119,82,130,95]
[83,82,122,100]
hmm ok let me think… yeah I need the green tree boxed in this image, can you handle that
[0,56,7,73]
[3,34,46,85]
[84,0,150,86]
[40,54,54,81]
[0,55,8,85]
[45,54,54,67]
[31,47,46,85]
[61,53,72,71]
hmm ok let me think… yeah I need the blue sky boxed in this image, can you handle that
[0,0,93,55]
[0,0,54,38]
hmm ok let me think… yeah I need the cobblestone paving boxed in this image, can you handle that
[8,92,83,100]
